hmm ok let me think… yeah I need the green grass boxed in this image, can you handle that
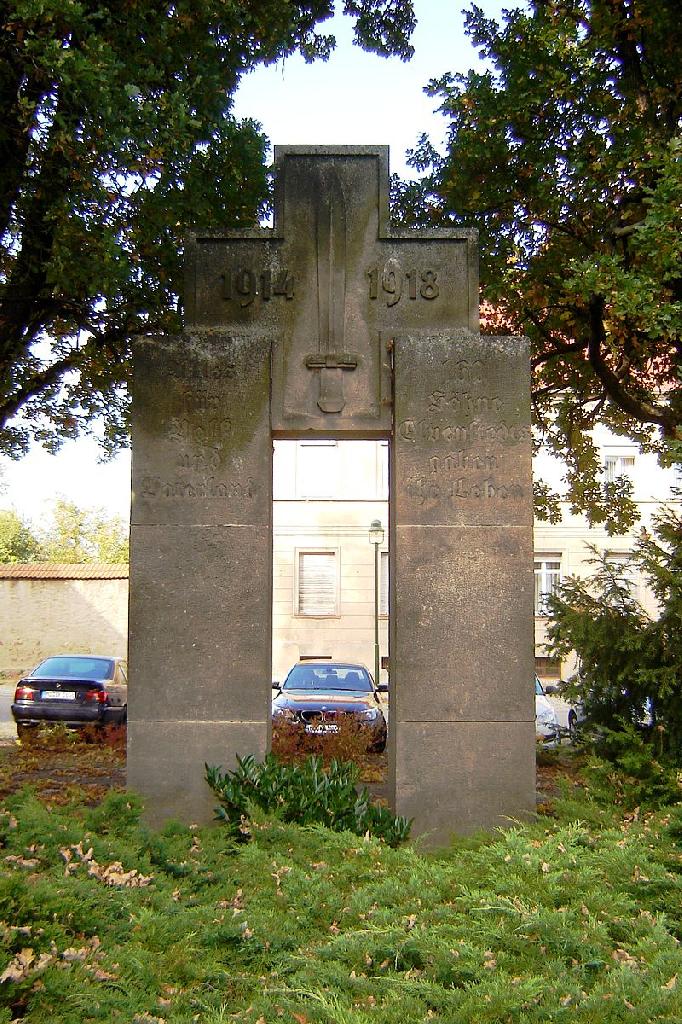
[2,770,682,1022]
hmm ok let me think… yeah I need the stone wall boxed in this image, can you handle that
[0,565,128,678]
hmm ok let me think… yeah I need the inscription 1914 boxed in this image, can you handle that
[221,267,295,306]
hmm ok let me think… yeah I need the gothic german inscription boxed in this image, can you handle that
[395,334,532,528]
[132,331,270,528]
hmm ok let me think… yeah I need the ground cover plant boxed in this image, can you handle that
[2,751,682,1023]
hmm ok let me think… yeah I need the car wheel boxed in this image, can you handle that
[16,724,35,743]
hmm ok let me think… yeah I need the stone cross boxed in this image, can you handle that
[185,146,478,434]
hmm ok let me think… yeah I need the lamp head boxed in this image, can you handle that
[369,519,384,546]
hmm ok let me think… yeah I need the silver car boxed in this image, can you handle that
[535,676,560,745]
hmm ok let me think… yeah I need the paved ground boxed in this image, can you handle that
[0,683,17,742]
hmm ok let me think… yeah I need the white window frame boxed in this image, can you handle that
[377,441,389,500]
[604,452,636,484]
[534,555,562,617]
[295,548,340,617]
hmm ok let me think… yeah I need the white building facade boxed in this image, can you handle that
[272,433,679,688]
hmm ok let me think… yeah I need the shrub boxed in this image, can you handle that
[548,503,682,760]
[205,754,411,847]
[271,716,384,765]
[580,726,682,809]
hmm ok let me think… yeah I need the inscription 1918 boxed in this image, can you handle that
[367,263,439,306]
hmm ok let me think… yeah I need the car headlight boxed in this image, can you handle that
[361,708,380,721]
[272,707,295,719]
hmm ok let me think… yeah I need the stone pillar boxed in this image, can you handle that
[128,330,272,824]
[391,332,535,841]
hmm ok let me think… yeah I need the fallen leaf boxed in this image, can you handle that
[62,947,88,962]
[4,855,40,869]
[612,948,638,968]
[0,948,34,983]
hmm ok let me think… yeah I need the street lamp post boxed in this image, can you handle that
[369,519,384,688]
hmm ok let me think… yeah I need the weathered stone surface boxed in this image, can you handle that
[128,525,271,722]
[393,525,534,721]
[391,330,535,837]
[394,333,532,528]
[132,331,271,527]
[129,328,271,824]
[392,721,537,841]
[185,147,477,435]
[130,147,536,840]
[128,720,267,826]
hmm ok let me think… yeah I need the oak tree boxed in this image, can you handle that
[400,0,681,528]
[0,0,415,456]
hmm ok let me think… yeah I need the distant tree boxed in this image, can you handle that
[399,0,681,530]
[88,511,129,564]
[0,0,415,457]
[548,501,682,758]
[38,500,128,563]
[0,509,42,562]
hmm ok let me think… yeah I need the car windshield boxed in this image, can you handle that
[283,665,372,692]
[31,657,114,681]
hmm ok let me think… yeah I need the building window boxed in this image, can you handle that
[296,550,339,616]
[534,557,561,616]
[380,550,389,616]
[296,440,338,498]
[604,454,635,484]
[535,656,561,681]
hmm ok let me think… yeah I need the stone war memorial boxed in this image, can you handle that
[129,146,535,843]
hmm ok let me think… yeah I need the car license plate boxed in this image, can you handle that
[305,723,340,735]
[41,690,76,701]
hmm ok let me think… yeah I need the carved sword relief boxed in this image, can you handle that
[304,167,358,413]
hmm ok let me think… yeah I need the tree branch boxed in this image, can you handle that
[531,339,588,369]
[588,295,679,437]
[0,325,130,427]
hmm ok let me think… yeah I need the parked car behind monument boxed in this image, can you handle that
[11,654,128,739]
[535,676,560,746]
[272,661,387,752]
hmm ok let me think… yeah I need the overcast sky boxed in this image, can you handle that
[0,0,508,527]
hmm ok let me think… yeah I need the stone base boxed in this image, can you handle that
[392,720,536,844]
[127,720,267,826]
